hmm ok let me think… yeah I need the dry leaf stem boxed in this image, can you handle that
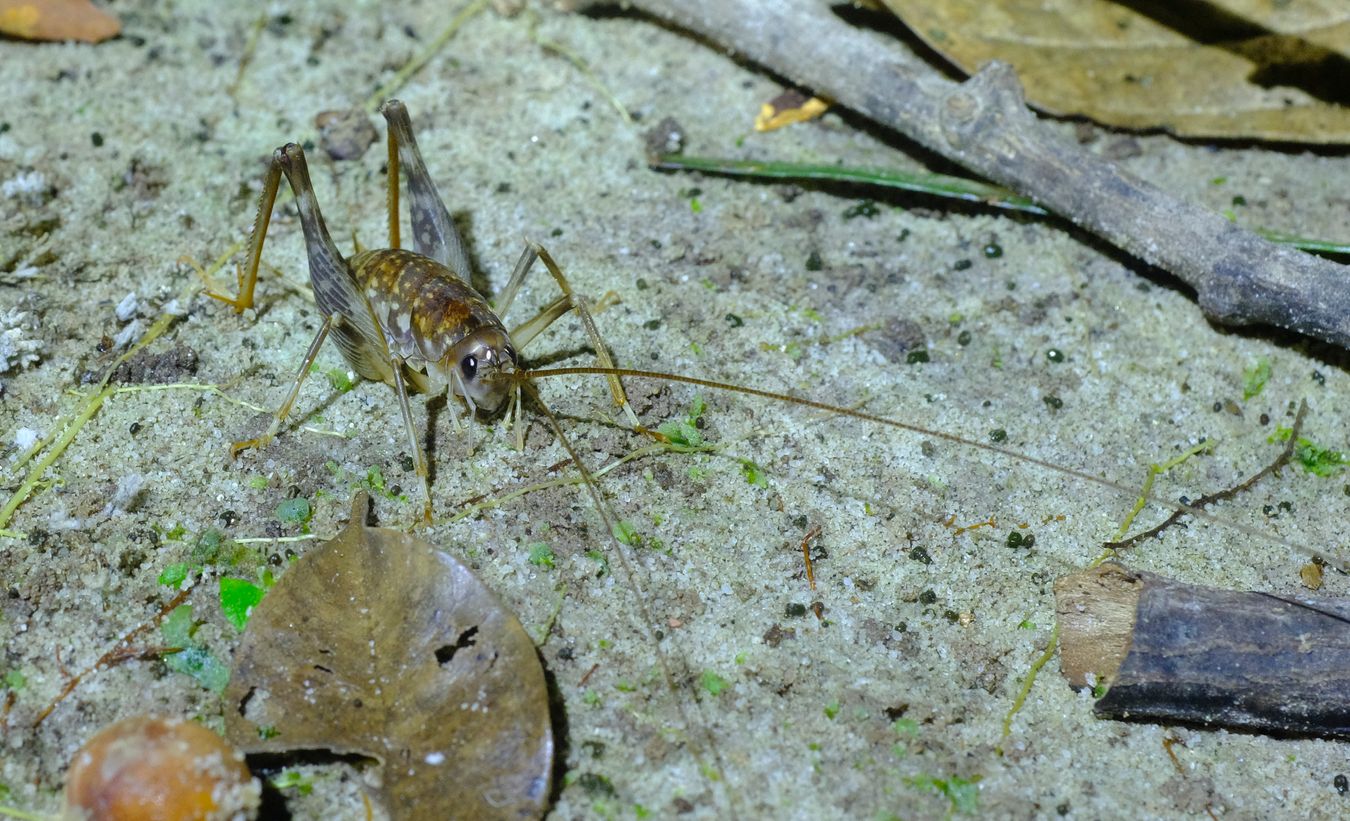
[620,0,1350,349]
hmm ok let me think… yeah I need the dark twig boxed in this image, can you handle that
[616,0,1350,349]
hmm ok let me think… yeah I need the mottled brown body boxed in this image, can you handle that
[205,100,634,521]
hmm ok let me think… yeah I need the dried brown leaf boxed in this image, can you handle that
[0,0,120,43]
[224,492,552,820]
[881,0,1350,142]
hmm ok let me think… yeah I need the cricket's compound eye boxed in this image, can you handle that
[460,354,478,380]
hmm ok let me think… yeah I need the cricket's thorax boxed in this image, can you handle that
[351,248,516,407]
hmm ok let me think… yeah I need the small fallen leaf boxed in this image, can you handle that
[0,0,120,43]
[225,492,552,819]
[755,88,830,132]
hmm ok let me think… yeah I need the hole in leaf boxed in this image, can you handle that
[435,626,479,666]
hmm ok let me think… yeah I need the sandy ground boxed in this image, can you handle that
[2,1,1348,818]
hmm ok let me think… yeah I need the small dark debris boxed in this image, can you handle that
[784,602,807,618]
[110,346,199,384]
[672,797,696,814]
[918,589,937,605]
[121,158,168,201]
[576,772,615,798]
[90,132,104,147]
[1335,774,1348,795]
[809,601,826,620]
[842,200,879,220]
[908,546,932,565]
[805,250,823,272]
[1102,137,1142,160]
[953,258,973,271]
[762,623,795,647]
[871,317,926,364]
[643,116,685,158]
[315,110,377,161]
[580,740,606,759]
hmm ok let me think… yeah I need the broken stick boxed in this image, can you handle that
[1056,563,1350,740]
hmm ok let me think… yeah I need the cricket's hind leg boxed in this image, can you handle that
[199,144,285,314]
[379,99,475,280]
[501,242,641,431]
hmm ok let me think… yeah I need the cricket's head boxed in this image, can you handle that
[442,326,518,413]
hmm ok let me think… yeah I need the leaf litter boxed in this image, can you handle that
[224,491,552,819]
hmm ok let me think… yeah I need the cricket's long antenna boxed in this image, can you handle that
[516,379,610,533]
[520,366,1346,571]
[513,379,738,810]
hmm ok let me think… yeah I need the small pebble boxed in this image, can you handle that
[115,292,139,322]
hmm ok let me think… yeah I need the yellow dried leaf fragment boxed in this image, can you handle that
[755,89,831,132]
[0,0,120,43]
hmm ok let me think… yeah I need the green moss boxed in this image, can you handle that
[527,543,555,569]
[1270,427,1348,476]
[1243,356,1271,400]
[741,459,769,488]
[160,605,230,692]
[700,669,729,696]
[219,576,267,631]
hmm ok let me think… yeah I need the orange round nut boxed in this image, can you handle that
[64,714,260,821]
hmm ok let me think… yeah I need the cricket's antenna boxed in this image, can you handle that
[519,366,1347,571]
[513,378,739,810]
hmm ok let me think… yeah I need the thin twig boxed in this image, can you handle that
[1105,400,1308,551]
[31,588,193,728]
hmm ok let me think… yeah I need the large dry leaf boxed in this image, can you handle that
[882,0,1350,142]
[224,492,552,819]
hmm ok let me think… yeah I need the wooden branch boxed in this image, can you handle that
[1056,564,1350,740]
[615,0,1350,349]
